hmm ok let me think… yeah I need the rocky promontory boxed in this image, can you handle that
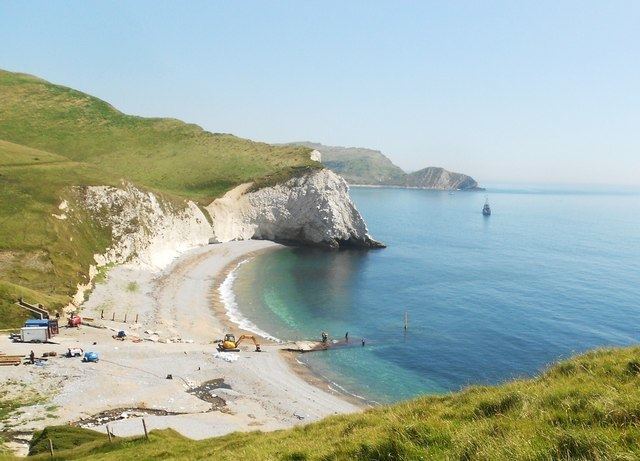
[206,169,384,249]
[405,167,479,190]
[288,142,482,190]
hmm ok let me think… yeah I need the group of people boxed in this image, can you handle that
[320,331,366,347]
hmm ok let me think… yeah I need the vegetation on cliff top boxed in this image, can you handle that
[18,346,640,460]
[290,141,407,186]
[0,70,319,203]
[290,141,480,189]
[0,69,319,327]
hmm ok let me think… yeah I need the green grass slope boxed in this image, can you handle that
[0,69,320,328]
[0,69,318,202]
[290,142,407,186]
[0,140,117,328]
[19,346,640,460]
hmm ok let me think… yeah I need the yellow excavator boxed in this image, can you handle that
[218,333,261,352]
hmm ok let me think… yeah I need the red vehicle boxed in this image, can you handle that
[68,315,82,327]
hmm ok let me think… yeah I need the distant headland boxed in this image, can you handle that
[286,141,483,191]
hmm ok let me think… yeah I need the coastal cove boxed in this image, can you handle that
[0,241,358,455]
[224,186,640,403]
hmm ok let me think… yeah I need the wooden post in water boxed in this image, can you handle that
[142,418,149,440]
[404,311,408,331]
[48,438,54,458]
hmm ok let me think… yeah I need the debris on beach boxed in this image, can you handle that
[187,379,229,409]
[293,411,307,420]
[75,408,186,428]
[213,351,238,362]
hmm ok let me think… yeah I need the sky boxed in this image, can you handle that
[1,1,639,186]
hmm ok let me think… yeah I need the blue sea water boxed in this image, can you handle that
[229,186,640,403]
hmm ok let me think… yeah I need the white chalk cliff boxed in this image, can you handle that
[206,169,384,249]
[68,170,382,306]
[78,183,213,272]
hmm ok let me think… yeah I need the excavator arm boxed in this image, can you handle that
[218,333,261,352]
[236,335,261,350]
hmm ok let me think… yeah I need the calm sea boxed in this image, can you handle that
[225,185,640,403]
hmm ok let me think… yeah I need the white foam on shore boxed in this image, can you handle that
[294,356,377,406]
[219,258,282,342]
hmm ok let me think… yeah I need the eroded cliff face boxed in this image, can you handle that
[68,170,382,307]
[68,183,212,306]
[79,183,212,270]
[206,169,384,249]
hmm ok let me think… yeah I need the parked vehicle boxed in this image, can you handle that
[68,315,82,327]
[20,326,49,343]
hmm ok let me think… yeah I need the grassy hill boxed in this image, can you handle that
[0,69,319,328]
[290,141,406,186]
[289,142,480,190]
[0,140,117,328]
[16,346,640,460]
[0,70,318,202]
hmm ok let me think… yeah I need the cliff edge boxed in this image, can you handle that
[207,169,384,249]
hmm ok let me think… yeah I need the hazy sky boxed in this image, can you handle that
[2,1,639,185]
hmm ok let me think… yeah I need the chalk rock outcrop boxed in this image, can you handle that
[77,183,212,273]
[206,169,383,249]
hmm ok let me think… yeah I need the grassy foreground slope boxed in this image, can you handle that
[0,69,318,202]
[22,346,640,460]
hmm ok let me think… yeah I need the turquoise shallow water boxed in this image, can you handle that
[229,186,640,403]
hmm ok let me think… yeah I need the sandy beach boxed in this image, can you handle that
[0,241,359,456]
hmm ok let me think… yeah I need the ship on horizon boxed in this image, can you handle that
[482,197,491,216]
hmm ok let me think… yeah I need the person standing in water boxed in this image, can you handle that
[345,332,349,342]
[361,338,365,347]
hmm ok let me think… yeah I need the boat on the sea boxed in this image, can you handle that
[482,197,491,216]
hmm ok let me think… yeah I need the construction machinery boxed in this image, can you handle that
[68,314,82,327]
[217,333,261,352]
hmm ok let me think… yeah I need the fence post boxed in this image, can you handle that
[106,424,113,443]
[124,313,127,323]
[48,438,54,458]
[142,418,149,440]
[112,312,115,321]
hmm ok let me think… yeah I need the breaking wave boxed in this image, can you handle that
[218,258,281,342]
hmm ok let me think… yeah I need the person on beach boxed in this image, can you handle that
[29,350,35,364]
[321,331,328,343]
